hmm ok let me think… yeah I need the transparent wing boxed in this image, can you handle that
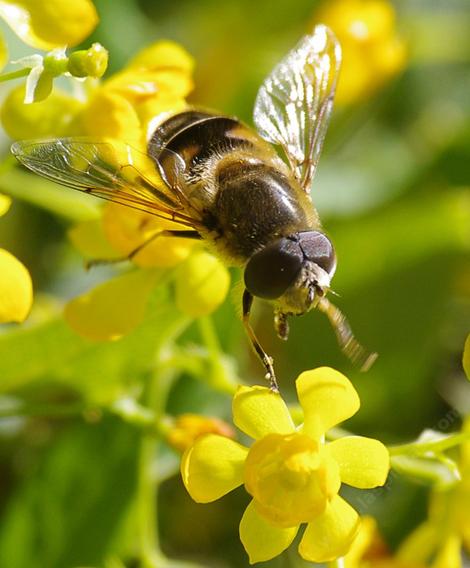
[11,137,203,227]
[253,24,341,194]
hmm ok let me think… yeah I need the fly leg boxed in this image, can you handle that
[242,289,278,391]
[85,230,201,269]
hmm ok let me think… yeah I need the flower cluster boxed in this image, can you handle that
[0,1,230,340]
[182,367,390,563]
[314,0,407,105]
[61,41,230,340]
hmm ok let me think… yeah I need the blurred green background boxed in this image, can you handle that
[0,0,469,566]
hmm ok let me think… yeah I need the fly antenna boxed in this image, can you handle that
[317,297,377,372]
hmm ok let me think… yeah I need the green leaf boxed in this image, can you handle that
[0,417,139,568]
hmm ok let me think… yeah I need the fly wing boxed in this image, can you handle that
[11,137,203,227]
[253,25,341,194]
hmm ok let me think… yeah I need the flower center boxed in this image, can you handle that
[244,433,340,527]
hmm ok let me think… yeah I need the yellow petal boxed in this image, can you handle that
[175,250,230,317]
[68,219,120,260]
[0,28,7,71]
[0,248,33,323]
[0,194,11,216]
[464,334,470,381]
[181,434,248,503]
[128,40,194,74]
[397,521,438,562]
[80,90,142,143]
[1,84,82,139]
[433,534,462,568]
[296,367,360,439]
[239,500,298,564]
[328,436,390,488]
[232,385,295,440]
[64,269,159,341]
[108,69,193,103]
[0,0,99,49]
[102,202,196,268]
[344,516,382,567]
[299,495,360,563]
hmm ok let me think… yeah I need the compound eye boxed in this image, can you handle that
[298,231,336,275]
[244,238,303,300]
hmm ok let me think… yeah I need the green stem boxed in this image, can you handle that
[0,401,88,419]
[0,68,30,82]
[388,431,470,456]
[197,316,237,394]
[137,368,176,567]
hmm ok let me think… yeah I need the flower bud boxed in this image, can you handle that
[68,43,108,78]
[167,413,235,453]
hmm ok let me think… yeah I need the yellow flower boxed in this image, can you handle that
[0,194,33,323]
[344,515,426,568]
[100,202,197,269]
[71,40,197,268]
[397,417,470,568]
[60,40,231,340]
[167,413,235,453]
[0,0,99,50]
[79,39,193,150]
[315,0,407,105]
[1,85,82,138]
[181,368,390,564]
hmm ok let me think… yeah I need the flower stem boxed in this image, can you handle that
[137,368,176,567]
[0,400,89,419]
[388,431,470,456]
[0,68,30,82]
[197,316,237,393]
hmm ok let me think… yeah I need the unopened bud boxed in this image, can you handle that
[167,413,235,453]
[68,43,108,78]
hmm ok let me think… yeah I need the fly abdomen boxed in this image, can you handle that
[149,110,252,172]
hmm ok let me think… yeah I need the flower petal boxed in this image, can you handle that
[101,202,197,268]
[1,84,82,139]
[68,219,120,259]
[81,90,142,143]
[0,0,99,49]
[181,434,248,503]
[64,269,159,341]
[0,28,7,71]
[296,367,360,439]
[0,249,33,323]
[0,193,11,216]
[128,40,194,75]
[397,520,439,562]
[175,250,230,317]
[433,534,462,568]
[239,500,298,564]
[328,436,390,488]
[299,495,360,563]
[232,386,295,440]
